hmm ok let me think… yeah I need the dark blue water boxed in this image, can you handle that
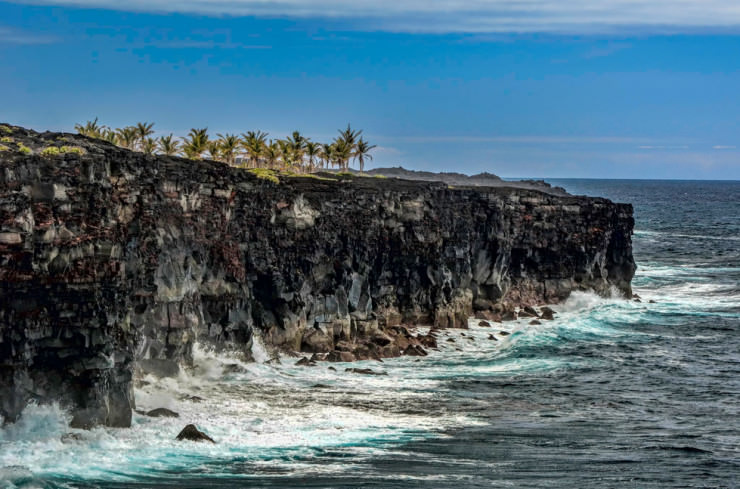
[1,179,738,488]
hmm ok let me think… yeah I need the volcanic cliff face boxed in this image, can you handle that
[0,124,635,428]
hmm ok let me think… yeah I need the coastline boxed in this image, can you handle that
[0,123,635,429]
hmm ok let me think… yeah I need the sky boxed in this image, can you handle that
[1,1,739,179]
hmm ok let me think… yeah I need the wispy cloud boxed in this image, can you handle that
[712,145,737,149]
[372,145,402,157]
[152,40,271,49]
[0,25,58,44]
[638,145,691,150]
[10,1,740,34]
[379,135,664,145]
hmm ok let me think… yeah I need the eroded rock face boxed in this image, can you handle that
[0,124,635,427]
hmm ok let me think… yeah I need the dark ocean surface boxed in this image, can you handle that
[1,179,738,488]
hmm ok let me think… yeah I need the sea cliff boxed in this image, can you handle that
[0,124,635,428]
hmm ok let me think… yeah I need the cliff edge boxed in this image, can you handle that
[0,124,635,428]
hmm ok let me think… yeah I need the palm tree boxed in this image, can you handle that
[70,119,375,173]
[101,128,118,145]
[241,131,268,168]
[182,128,209,160]
[116,126,138,150]
[332,138,353,171]
[142,137,157,155]
[277,139,295,170]
[320,143,334,169]
[158,134,180,156]
[338,124,362,148]
[262,140,280,169]
[304,141,320,173]
[135,122,155,151]
[218,133,241,165]
[286,131,307,171]
[353,138,376,173]
[207,140,222,161]
[75,118,105,138]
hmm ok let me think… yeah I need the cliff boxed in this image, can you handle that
[0,124,635,428]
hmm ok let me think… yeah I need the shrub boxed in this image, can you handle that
[0,137,12,143]
[0,125,12,135]
[0,145,9,152]
[41,145,85,157]
[60,145,85,155]
[17,143,31,155]
[41,146,61,157]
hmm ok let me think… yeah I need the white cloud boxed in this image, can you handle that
[0,26,57,44]
[712,145,737,149]
[9,0,740,34]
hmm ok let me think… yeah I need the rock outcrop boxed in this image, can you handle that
[0,124,635,428]
[175,424,215,443]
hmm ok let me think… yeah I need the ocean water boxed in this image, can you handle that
[1,179,738,488]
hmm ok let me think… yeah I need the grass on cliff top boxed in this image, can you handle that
[0,125,12,135]
[247,168,280,184]
[246,168,339,184]
[17,143,31,155]
[0,145,9,152]
[282,171,337,182]
[0,137,12,143]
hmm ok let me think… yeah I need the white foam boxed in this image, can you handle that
[635,230,740,241]
[2,259,735,483]
[0,340,487,482]
[0,402,70,443]
[249,333,272,364]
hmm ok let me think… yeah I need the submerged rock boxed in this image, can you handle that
[175,424,215,443]
[404,344,428,357]
[180,395,205,403]
[345,368,387,376]
[540,307,556,321]
[502,310,518,321]
[222,363,247,374]
[326,350,357,362]
[418,334,438,348]
[518,308,537,318]
[61,432,84,443]
[145,408,179,418]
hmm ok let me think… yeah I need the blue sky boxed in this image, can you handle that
[1,1,739,179]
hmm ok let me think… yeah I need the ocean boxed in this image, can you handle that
[1,179,738,488]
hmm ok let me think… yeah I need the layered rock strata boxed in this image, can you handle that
[0,124,635,427]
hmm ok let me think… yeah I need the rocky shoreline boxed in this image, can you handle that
[0,123,635,429]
